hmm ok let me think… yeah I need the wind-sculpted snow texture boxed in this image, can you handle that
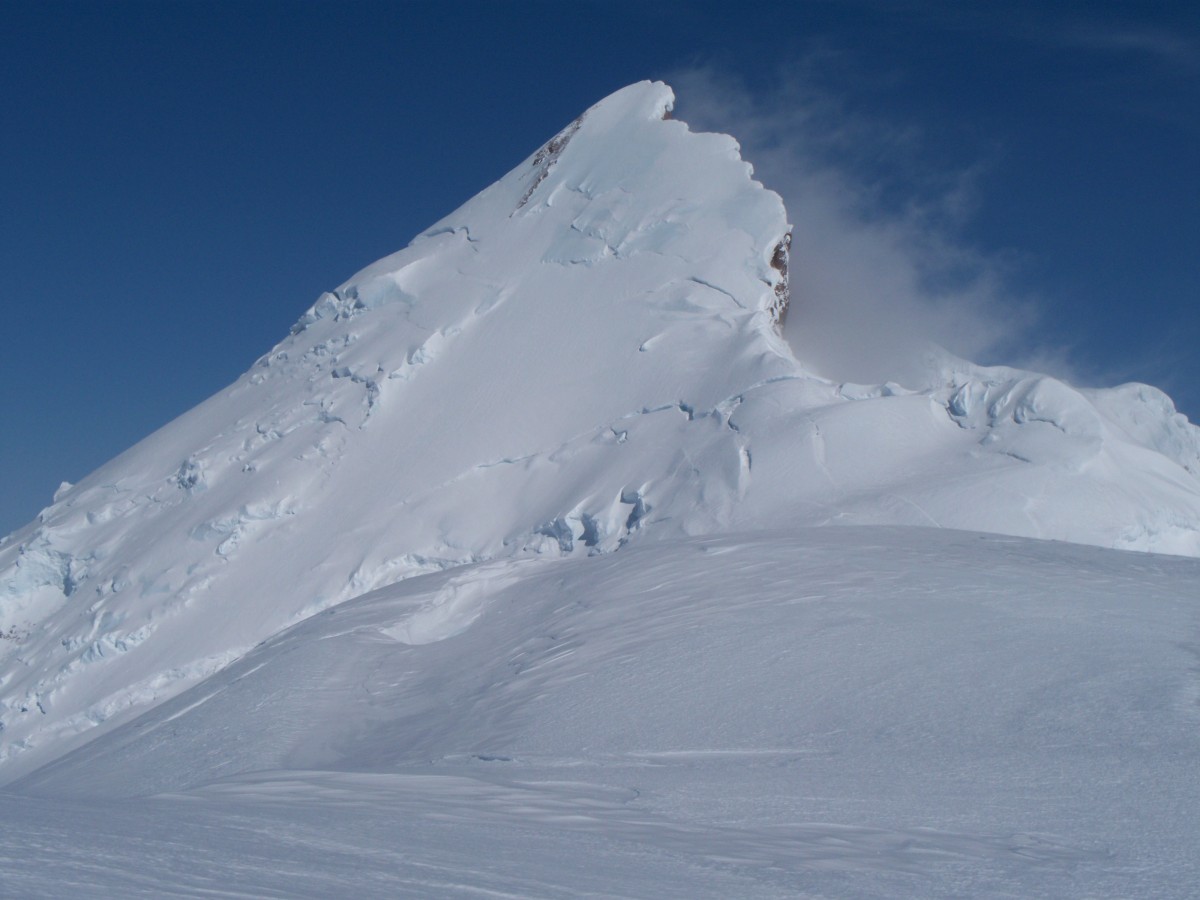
[3,79,1200,801]
[5,529,1200,897]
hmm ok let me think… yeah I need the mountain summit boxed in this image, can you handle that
[3,80,1200,781]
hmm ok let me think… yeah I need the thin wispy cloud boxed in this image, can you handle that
[1062,24,1199,71]
[812,0,1199,71]
[670,66,1056,388]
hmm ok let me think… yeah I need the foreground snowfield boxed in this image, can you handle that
[5,527,1200,897]
[4,80,1200,897]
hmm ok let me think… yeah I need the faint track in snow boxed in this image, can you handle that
[885,493,943,529]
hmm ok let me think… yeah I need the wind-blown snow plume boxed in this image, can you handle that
[669,66,1041,388]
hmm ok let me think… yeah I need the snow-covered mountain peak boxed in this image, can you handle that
[0,80,794,778]
[324,80,787,330]
[3,80,1200,783]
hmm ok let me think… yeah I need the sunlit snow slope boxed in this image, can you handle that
[5,529,1200,898]
[3,80,1200,783]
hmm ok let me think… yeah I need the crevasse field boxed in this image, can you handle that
[3,82,1199,898]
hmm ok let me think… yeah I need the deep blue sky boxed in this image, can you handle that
[2,0,1197,537]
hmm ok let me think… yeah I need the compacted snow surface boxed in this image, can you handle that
[3,81,1200,897]
[5,529,1200,898]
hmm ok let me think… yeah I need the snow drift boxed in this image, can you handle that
[3,79,1200,787]
[5,528,1200,898]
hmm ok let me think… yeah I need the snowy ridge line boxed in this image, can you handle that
[516,115,584,211]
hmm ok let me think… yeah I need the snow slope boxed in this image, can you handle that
[3,77,1200,836]
[5,528,1200,898]
[0,81,792,777]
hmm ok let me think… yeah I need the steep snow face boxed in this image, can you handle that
[2,79,1200,780]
